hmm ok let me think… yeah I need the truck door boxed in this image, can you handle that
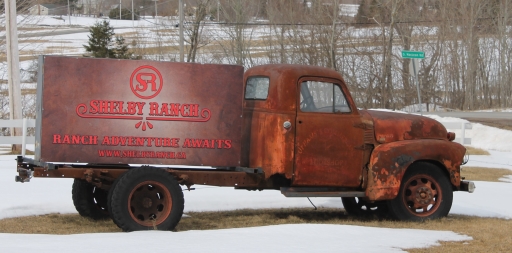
[293,78,365,187]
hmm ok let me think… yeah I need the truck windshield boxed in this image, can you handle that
[300,81,351,113]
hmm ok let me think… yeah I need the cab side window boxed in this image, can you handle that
[300,81,351,113]
[245,76,269,100]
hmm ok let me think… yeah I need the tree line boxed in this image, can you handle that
[3,0,512,112]
[122,0,511,111]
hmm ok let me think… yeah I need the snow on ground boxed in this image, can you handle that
[20,15,164,28]
[5,117,511,252]
[0,154,475,252]
[426,115,512,153]
[1,147,468,252]
[0,121,511,252]
[451,181,512,219]
[1,14,511,252]
[465,150,512,171]
[401,103,448,113]
[0,114,510,252]
[0,224,470,253]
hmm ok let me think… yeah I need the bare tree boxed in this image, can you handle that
[217,0,263,66]
[264,1,306,64]
[493,0,512,108]
[185,0,213,63]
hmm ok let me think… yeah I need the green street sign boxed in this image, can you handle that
[402,50,425,59]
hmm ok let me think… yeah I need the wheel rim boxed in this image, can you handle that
[342,197,387,216]
[92,187,108,212]
[355,198,380,211]
[128,181,172,227]
[349,197,379,212]
[402,174,442,217]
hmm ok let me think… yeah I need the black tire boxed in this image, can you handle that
[107,172,125,218]
[342,197,388,217]
[387,162,453,221]
[109,168,184,231]
[72,179,110,220]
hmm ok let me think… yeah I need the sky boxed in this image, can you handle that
[1,15,512,253]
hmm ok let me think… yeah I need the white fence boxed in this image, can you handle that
[439,121,472,145]
[0,119,36,156]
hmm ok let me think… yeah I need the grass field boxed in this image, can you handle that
[0,209,511,252]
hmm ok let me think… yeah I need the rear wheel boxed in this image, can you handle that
[109,168,184,231]
[387,162,453,221]
[107,172,125,218]
[72,179,110,220]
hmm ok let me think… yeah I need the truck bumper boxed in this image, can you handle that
[459,180,476,193]
[15,156,34,183]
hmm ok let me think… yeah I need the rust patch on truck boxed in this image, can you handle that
[366,110,447,143]
[366,139,465,201]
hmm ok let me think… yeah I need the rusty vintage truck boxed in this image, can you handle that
[15,56,475,231]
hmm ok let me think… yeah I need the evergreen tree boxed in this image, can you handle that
[114,36,132,59]
[84,21,115,58]
[83,21,132,59]
[109,8,140,20]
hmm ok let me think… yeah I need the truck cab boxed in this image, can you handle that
[242,65,368,189]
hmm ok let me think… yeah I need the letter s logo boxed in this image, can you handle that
[135,73,157,92]
[130,66,163,99]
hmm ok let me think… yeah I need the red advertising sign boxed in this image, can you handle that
[36,56,243,166]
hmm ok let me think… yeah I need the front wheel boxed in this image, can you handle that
[387,162,453,221]
[109,168,184,231]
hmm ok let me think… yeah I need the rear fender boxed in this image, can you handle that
[365,139,466,201]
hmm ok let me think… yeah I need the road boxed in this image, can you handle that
[19,28,90,38]
[1,26,132,40]
[0,28,87,40]
[424,112,511,119]
[424,112,512,130]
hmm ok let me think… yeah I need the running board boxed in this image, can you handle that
[280,187,366,198]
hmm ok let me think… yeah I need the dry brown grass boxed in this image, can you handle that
[0,209,511,252]
[0,55,38,62]
[465,146,490,155]
[21,39,52,44]
[0,89,37,96]
[135,46,180,55]
[0,214,120,234]
[461,166,512,182]
[2,149,35,156]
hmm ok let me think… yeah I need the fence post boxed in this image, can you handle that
[22,118,27,156]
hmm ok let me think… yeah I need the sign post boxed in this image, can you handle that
[402,50,424,115]
[5,0,24,152]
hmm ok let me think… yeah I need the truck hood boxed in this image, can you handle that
[362,110,448,144]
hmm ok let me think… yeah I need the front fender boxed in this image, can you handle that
[365,139,466,201]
